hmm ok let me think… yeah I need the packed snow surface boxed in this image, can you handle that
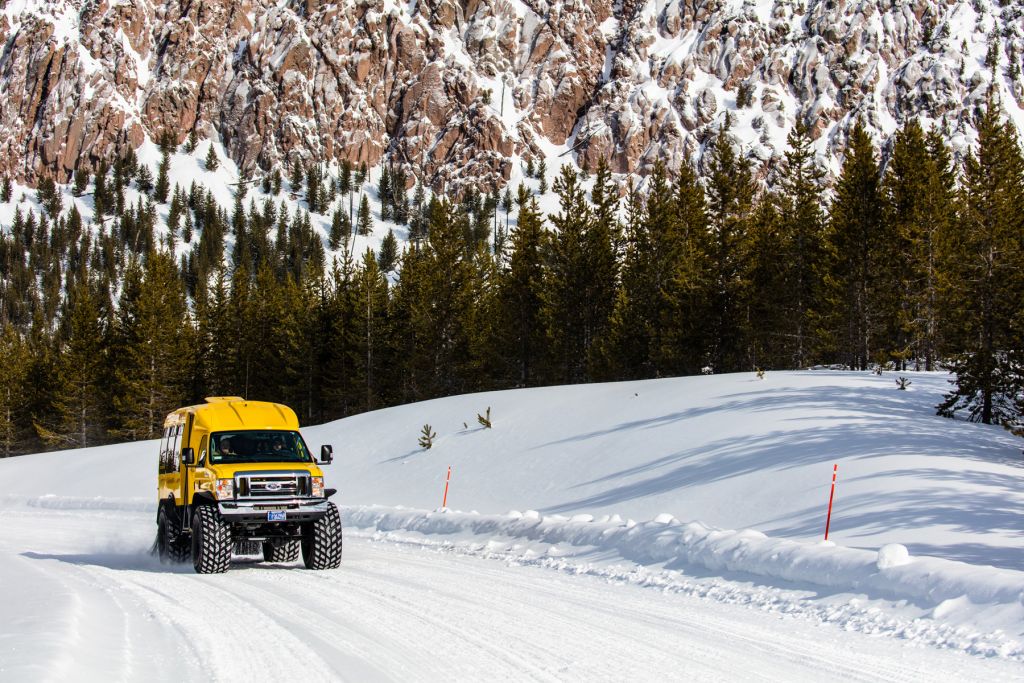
[2,370,1024,680]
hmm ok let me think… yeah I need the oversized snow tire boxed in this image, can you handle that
[302,502,343,570]
[157,506,190,564]
[263,540,301,563]
[191,505,232,574]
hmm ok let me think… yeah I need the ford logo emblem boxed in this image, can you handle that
[266,482,282,492]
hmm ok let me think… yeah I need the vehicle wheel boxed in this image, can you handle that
[262,540,300,563]
[191,505,232,574]
[301,503,343,570]
[157,506,190,564]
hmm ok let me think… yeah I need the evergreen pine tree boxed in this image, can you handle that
[340,160,352,196]
[937,104,1024,425]
[659,161,712,376]
[154,150,171,203]
[1,175,11,203]
[0,327,31,456]
[306,164,322,213]
[329,207,346,250]
[183,128,198,154]
[410,180,427,242]
[93,161,109,218]
[37,177,62,218]
[496,194,546,385]
[205,144,219,172]
[393,167,409,224]
[73,169,89,197]
[317,254,360,418]
[704,123,757,372]
[919,128,958,369]
[136,165,154,194]
[358,195,373,236]
[423,198,480,396]
[543,164,597,383]
[183,210,194,244]
[585,156,621,370]
[378,229,399,272]
[112,157,126,215]
[882,120,934,371]
[290,159,304,194]
[354,249,391,411]
[37,277,107,448]
[379,166,392,222]
[602,161,677,378]
[197,266,235,396]
[823,122,884,370]
[775,120,827,368]
[66,204,83,250]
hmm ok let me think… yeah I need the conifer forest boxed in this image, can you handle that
[1,109,1023,458]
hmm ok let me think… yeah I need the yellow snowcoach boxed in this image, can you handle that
[154,397,342,574]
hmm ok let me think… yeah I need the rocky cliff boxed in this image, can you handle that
[2,0,1023,190]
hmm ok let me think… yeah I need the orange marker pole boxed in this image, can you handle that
[824,464,838,541]
[442,465,452,508]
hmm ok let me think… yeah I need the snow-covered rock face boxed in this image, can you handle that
[1,0,1023,187]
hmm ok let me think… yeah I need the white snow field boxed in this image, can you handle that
[1,370,1023,681]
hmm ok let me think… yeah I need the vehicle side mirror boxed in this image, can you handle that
[320,445,333,465]
[182,448,195,466]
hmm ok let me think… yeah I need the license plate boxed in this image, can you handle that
[267,511,286,522]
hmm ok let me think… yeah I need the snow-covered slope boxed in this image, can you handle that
[2,370,1024,675]
[307,370,1024,565]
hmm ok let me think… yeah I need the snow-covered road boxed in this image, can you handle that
[2,504,1020,682]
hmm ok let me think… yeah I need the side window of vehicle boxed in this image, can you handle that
[159,427,170,475]
[198,435,208,465]
[171,425,182,472]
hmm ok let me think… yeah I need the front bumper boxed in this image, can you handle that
[217,497,331,524]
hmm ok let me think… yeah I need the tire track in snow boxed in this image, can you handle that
[239,561,568,681]
[98,569,338,682]
[351,533,1015,682]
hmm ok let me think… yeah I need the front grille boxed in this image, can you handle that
[236,472,310,499]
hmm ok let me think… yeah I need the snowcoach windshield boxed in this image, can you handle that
[209,430,314,465]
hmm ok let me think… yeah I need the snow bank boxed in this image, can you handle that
[0,494,153,513]
[344,505,1024,636]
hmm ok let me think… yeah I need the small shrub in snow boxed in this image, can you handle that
[477,407,492,429]
[896,377,911,390]
[418,424,437,450]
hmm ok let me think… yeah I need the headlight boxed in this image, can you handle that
[216,478,234,500]
[312,476,324,498]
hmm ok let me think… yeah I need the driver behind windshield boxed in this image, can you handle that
[210,431,309,463]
